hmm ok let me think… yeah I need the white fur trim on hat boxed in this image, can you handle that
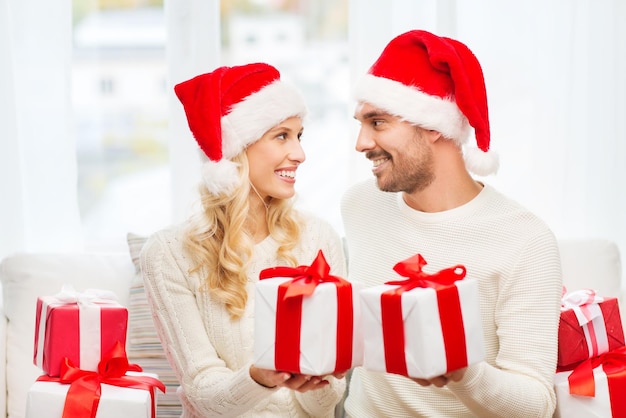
[201,159,241,196]
[354,73,501,176]
[353,74,470,144]
[220,80,307,159]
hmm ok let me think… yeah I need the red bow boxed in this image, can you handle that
[568,346,626,397]
[38,341,165,418]
[386,253,466,291]
[259,250,354,373]
[381,254,468,376]
[260,250,346,299]
[566,346,626,416]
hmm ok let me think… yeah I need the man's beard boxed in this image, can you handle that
[375,148,435,194]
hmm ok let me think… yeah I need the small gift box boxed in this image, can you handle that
[254,250,363,375]
[360,254,484,379]
[554,346,626,418]
[558,288,625,370]
[34,285,129,377]
[27,341,165,418]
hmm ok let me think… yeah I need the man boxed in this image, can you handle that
[341,30,562,417]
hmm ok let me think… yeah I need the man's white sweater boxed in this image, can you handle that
[341,179,562,418]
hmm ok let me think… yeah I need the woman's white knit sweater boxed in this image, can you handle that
[341,179,563,418]
[140,214,347,417]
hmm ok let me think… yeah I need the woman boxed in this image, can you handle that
[140,63,347,417]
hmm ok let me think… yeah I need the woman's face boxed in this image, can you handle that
[245,116,305,201]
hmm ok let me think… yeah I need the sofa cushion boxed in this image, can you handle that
[558,238,625,329]
[127,233,164,359]
[126,233,182,417]
[559,239,623,298]
[0,252,133,418]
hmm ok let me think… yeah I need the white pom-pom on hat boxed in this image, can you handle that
[201,159,241,196]
[463,146,499,177]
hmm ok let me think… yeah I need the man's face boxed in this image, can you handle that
[353,103,435,193]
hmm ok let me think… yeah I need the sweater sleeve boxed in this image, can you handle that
[446,230,563,417]
[140,231,277,417]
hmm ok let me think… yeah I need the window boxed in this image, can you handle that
[73,1,169,250]
[99,77,114,94]
[72,0,353,250]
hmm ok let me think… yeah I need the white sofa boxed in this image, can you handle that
[0,238,623,418]
[0,252,135,418]
[0,232,183,418]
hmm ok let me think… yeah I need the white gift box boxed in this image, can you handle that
[254,277,363,375]
[26,372,158,418]
[554,365,623,418]
[360,279,484,379]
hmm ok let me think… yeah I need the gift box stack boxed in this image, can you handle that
[554,288,626,417]
[26,285,165,418]
[253,251,484,381]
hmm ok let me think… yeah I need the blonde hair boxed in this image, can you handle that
[183,152,301,319]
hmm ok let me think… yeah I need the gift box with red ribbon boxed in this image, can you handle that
[359,253,484,379]
[26,374,160,418]
[26,341,165,418]
[33,285,129,377]
[554,346,626,418]
[558,289,625,371]
[254,250,363,375]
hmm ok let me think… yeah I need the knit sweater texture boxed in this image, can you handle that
[140,213,347,417]
[341,179,562,418]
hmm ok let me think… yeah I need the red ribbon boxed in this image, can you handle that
[37,341,165,418]
[259,250,354,373]
[381,253,467,376]
[567,346,626,415]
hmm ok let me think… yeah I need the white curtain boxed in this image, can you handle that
[0,0,23,257]
[164,0,220,224]
[349,0,626,270]
[0,0,82,258]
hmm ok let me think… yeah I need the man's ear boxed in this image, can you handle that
[427,129,444,144]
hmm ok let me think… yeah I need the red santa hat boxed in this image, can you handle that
[174,63,307,195]
[353,30,499,176]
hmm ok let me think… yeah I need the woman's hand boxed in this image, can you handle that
[250,365,330,392]
[249,365,290,388]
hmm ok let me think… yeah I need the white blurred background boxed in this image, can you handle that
[2,0,625,273]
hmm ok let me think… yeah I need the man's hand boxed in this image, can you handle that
[279,373,330,392]
[412,368,466,388]
[250,365,332,392]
